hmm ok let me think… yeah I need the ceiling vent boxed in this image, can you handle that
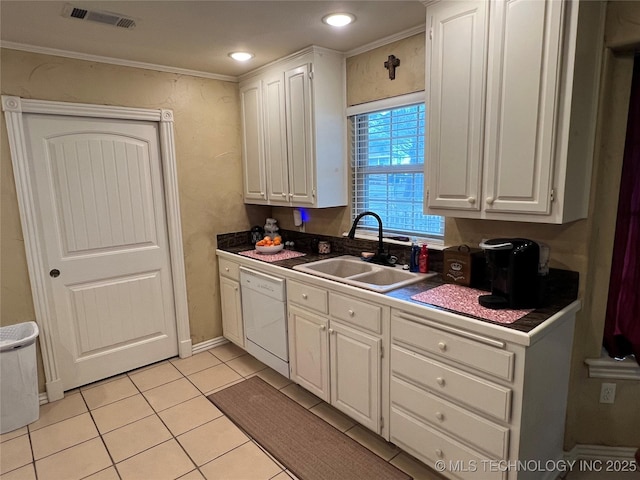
[61,4,136,29]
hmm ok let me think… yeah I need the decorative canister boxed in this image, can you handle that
[318,241,331,254]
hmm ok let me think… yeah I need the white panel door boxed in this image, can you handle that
[220,277,244,348]
[263,71,290,205]
[330,321,381,433]
[426,0,488,211]
[240,79,267,203]
[483,0,564,214]
[288,306,329,402]
[284,63,315,205]
[23,114,178,390]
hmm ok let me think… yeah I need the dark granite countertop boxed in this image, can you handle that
[217,231,580,336]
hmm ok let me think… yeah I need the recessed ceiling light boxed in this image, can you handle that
[322,13,355,27]
[229,51,254,62]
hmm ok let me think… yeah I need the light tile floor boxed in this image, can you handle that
[0,343,444,480]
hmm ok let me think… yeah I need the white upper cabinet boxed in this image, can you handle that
[425,0,605,223]
[239,46,347,208]
[426,0,488,211]
[239,79,266,202]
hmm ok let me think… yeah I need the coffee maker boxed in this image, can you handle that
[478,238,544,309]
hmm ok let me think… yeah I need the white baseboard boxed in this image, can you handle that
[565,444,637,462]
[39,392,48,405]
[192,336,229,354]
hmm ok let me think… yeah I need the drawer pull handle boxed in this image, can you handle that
[438,341,447,351]
[435,449,444,458]
[348,309,355,317]
[302,293,308,299]
[436,377,445,387]
[435,412,444,421]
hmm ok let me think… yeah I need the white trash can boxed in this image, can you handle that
[0,321,40,434]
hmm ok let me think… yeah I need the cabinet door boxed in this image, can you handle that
[483,0,564,214]
[240,79,266,203]
[263,71,290,205]
[284,63,315,206]
[426,0,488,212]
[330,321,381,433]
[220,276,244,348]
[288,305,330,402]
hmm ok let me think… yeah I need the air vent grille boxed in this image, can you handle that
[70,7,87,19]
[61,4,136,29]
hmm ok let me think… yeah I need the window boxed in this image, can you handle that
[350,99,444,240]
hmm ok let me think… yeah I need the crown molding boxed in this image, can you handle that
[0,41,238,83]
[345,24,426,58]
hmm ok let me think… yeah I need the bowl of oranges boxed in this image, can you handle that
[255,235,284,254]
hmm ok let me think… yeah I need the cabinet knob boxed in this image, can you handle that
[436,377,445,387]
[348,309,355,317]
[435,449,444,458]
[486,196,495,205]
[289,193,294,197]
[329,328,335,334]
[225,267,230,272]
[438,341,447,352]
[261,192,265,197]
[234,287,238,292]
[302,293,308,299]
[467,196,476,205]
[435,412,444,421]
[282,193,287,197]
[320,325,326,331]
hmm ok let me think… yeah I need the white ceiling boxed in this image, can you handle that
[0,1,427,79]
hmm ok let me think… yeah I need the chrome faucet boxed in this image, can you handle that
[347,211,396,267]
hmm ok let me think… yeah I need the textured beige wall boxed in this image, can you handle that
[346,33,425,107]
[0,49,268,393]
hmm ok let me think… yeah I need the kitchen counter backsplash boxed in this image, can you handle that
[217,230,579,334]
[216,229,444,272]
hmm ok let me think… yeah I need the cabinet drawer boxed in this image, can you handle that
[392,314,514,381]
[391,377,509,459]
[288,280,328,314]
[391,346,511,422]
[329,293,381,334]
[219,258,240,281]
[390,408,504,480]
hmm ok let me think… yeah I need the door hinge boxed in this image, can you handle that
[550,188,556,202]
[380,346,384,358]
[380,416,384,429]
[429,28,433,40]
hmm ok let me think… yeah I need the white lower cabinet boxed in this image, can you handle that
[389,309,576,480]
[219,258,244,348]
[287,279,388,435]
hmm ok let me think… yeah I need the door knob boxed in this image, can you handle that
[49,269,60,278]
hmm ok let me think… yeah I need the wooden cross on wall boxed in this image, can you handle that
[384,55,400,80]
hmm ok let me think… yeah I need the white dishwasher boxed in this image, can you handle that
[239,267,289,378]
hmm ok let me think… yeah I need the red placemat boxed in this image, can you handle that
[238,249,306,263]
[411,284,533,324]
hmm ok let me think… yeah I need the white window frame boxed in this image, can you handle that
[346,92,444,246]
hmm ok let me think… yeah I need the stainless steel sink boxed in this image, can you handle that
[293,255,436,293]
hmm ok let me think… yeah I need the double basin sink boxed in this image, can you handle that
[293,255,436,293]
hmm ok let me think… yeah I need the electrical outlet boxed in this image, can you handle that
[600,382,616,404]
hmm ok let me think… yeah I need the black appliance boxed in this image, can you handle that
[478,238,541,309]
